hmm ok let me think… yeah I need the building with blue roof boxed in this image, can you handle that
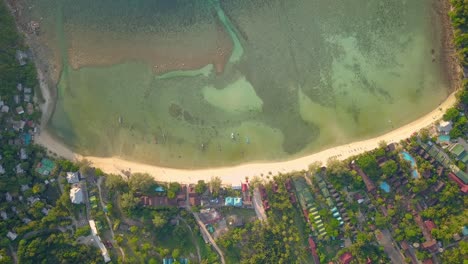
[463,226,468,236]
[233,197,242,207]
[225,197,234,206]
[155,186,165,193]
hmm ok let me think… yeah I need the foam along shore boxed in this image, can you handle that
[36,92,456,185]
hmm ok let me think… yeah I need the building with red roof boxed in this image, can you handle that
[241,183,248,192]
[308,237,320,264]
[448,172,468,193]
[351,162,376,193]
[339,252,353,264]
[422,240,438,253]
[424,220,436,232]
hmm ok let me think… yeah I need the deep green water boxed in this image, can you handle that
[26,0,449,168]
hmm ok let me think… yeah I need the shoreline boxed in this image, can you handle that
[13,0,461,184]
[36,91,456,185]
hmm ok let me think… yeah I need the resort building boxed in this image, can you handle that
[66,171,80,184]
[437,121,453,134]
[448,143,468,163]
[70,184,84,204]
[224,197,242,207]
[36,158,56,176]
[339,252,353,264]
[448,172,468,193]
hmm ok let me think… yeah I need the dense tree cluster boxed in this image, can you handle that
[219,175,310,264]
[17,232,101,264]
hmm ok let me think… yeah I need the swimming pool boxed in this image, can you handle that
[401,151,420,178]
[438,135,450,143]
[380,181,390,193]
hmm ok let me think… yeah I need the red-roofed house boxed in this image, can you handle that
[424,220,436,232]
[448,172,468,193]
[303,209,310,222]
[339,252,353,264]
[241,183,248,192]
[422,240,438,253]
[351,162,376,193]
[308,237,320,264]
[241,183,252,203]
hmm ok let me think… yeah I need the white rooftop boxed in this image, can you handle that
[66,171,80,184]
[89,220,111,263]
[7,231,17,241]
[70,184,84,204]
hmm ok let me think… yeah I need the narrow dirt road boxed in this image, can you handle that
[97,177,125,261]
[185,185,225,264]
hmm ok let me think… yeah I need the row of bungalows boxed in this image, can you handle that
[140,185,202,208]
[292,177,327,238]
[315,173,345,227]
[420,142,468,193]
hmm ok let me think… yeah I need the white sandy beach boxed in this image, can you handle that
[36,91,456,185]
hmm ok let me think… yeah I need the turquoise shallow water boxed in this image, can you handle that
[23,0,450,168]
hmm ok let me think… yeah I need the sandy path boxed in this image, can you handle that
[36,92,456,185]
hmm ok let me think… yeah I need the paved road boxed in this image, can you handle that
[376,229,405,264]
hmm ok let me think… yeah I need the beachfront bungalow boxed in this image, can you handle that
[225,197,234,206]
[36,158,56,176]
[233,197,242,207]
[437,121,453,134]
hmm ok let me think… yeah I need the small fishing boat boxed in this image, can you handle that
[118,116,122,124]
[231,132,235,140]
